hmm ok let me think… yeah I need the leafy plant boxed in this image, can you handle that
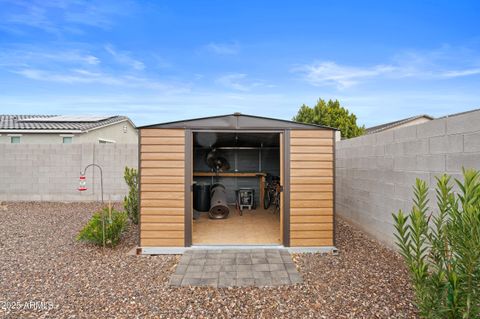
[393,169,480,318]
[293,99,365,138]
[124,166,139,224]
[77,205,128,247]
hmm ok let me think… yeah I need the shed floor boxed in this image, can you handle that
[193,206,281,245]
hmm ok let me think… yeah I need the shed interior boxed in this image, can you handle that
[192,132,282,245]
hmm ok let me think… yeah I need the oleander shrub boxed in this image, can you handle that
[393,169,480,318]
[123,166,139,224]
[77,206,128,247]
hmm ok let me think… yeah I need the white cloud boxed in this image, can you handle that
[0,45,185,92]
[0,47,101,68]
[83,55,101,65]
[0,45,149,73]
[105,44,145,70]
[13,67,188,92]
[216,73,249,91]
[294,62,396,88]
[205,42,240,55]
[0,0,133,34]
[295,46,480,88]
[215,73,272,91]
[15,68,122,85]
[439,68,480,78]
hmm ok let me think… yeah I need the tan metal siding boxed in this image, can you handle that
[290,130,334,246]
[140,129,185,247]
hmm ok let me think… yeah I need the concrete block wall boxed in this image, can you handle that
[0,144,138,201]
[336,110,480,248]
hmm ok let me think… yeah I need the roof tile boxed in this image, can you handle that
[0,115,131,131]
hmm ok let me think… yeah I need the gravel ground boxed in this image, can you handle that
[0,202,418,318]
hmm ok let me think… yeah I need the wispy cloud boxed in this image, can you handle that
[392,46,480,79]
[293,62,395,88]
[0,45,185,92]
[0,48,101,68]
[104,44,145,70]
[14,67,188,92]
[0,0,133,35]
[441,68,480,78]
[2,1,54,33]
[216,73,249,91]
[216,73,273,91]
[205,42,240,55]
[16,68,123,85]
[295,46,480,88]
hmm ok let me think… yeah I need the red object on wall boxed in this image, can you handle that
[78,175,87,191]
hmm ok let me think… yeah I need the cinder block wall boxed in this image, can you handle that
[0,144,138,201]
[336,110,480,248]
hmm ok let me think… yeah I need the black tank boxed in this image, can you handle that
[193,183,211,212]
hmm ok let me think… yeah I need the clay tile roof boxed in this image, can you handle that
[0,115,132,132]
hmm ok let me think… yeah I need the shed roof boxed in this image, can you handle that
[139,113,337,130]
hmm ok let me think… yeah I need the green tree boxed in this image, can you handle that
[293,99,365,138]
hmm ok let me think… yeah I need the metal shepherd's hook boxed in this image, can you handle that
[79,164,104,203]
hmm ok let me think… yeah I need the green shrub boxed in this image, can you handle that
[393,169,480,318]
[77,206,128,247]
[123,166,139,224]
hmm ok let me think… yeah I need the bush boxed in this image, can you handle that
[124,166,139,224]
[77,206,128,247]
[393,169,480,318]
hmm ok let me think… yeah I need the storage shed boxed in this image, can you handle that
[137,113,336,252]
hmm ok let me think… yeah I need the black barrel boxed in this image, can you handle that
[209,183,229,219]
[193,183,211,212]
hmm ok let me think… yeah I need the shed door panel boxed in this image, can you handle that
[140,129,185,247]
[290,130,334,246]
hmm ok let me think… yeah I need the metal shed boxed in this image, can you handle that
[137,113,336,253]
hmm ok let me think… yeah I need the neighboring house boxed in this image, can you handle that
[366,114,434,135]
[0,115,137,144]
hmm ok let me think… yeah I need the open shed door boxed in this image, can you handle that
[140,129,186,247]
[289,130,334,246]
[279,131,285,245]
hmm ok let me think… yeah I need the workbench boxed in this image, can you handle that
[193,171,267,205]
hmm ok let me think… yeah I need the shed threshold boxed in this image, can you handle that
[138,245,338,255]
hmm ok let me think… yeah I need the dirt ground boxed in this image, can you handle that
[0,202,417,318]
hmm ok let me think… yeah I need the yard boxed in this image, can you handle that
[0,202,417,318]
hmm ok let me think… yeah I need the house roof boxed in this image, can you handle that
[139,113,337,130]
[437,107,480,119]
[0,115,134,133]
[365,114,434,135]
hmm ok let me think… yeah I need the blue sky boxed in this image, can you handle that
[0,0,479,127]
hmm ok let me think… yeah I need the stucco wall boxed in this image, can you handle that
[75,120,138,144]
[336,110,480,248]
[391,117,432,129]
[0,143,138,201]
[0,120,137,144]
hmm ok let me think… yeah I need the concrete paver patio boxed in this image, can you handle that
[169,249,303,288]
